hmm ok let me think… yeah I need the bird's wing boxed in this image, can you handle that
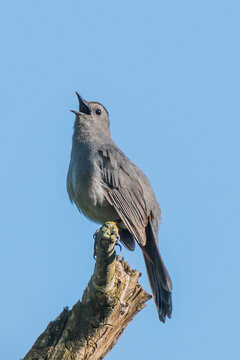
[97,144,149,246]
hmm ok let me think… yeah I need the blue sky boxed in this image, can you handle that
[0,1,239,359]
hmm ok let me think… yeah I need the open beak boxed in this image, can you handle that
[70,92,91,116]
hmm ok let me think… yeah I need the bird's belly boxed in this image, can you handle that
[80,200,120,225]
[71,164,119,224]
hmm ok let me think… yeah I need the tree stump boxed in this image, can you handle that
[23,222,151,360]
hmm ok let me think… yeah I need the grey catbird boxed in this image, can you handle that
[67,92,172,322]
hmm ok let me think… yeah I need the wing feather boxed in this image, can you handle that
[98,145,148,245]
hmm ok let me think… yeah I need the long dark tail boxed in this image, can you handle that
[142,222,172,322]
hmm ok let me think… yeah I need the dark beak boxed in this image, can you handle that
[75,92,91,115]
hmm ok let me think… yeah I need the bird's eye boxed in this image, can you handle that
[96,109,101,115]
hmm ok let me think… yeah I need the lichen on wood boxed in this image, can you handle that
[23,222,151,360]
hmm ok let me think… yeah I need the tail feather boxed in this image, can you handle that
[119,229,135,251]
[143,222,172,322]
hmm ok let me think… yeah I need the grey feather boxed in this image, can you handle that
[66,95,172,322]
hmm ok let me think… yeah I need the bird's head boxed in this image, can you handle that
[71,92,110,141]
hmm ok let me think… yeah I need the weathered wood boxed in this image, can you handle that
[24,222,151,360]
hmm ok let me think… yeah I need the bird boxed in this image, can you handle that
[67,92,172,322]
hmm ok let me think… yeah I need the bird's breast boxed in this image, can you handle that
[69,152,118,223]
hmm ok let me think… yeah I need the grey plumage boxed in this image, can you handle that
[67,93,172,322]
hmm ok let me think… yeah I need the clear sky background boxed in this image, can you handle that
[0,1,239,359]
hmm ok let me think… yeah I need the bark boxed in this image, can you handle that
[23,222,151,360]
